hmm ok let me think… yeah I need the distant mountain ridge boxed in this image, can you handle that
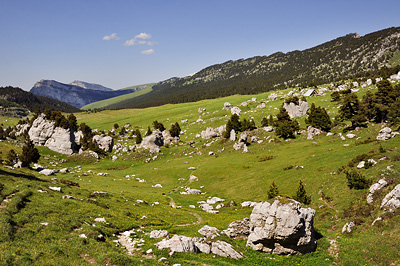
[0,86,80,117]
[30,80,140,108]
[69,80,113,92]
[108,26,400,109]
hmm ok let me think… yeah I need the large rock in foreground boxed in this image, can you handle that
[247,199,317,255]
[139,130,164,153]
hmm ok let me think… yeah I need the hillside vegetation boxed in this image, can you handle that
[1,74,400,264]
[110,27,400,109]
[81,84,154,110]
[0,86,80,117]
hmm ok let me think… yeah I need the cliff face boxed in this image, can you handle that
[30,80,136,108]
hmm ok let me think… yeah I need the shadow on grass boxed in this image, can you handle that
[0,168,45,182]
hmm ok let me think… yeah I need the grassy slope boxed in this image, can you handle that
[1,81,400,265]
[81,84,154,110]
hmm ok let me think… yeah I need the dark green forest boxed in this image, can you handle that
[106,27,400,109]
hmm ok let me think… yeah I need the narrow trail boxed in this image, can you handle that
[165,195,203,227]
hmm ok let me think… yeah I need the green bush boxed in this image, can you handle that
[345,169,371,189]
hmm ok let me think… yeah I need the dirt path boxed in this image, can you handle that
[165,195,203,226]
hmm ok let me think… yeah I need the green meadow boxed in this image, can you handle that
[1,81,400,265]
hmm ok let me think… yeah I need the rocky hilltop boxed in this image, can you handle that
[30,80,137,108]
[111,27,400,109]
[69,80,113,92]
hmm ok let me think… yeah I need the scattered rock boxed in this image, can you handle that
[342,221,355,233]
[241,201,257,207]
[198,225,220,239]
[230,129,236,141]
[247,198,317,255]
[207,197,224,204]
[263,126,274,132]
[231,107,241,116]
[150,230,169,239]
[377,127,392,141]
[346,133,356,139]
[155,235,199,253]
[251,136,260,143]
[367,179,388,204]
[371,217,382,226]
[48,186,61,192]
[201,127,219,139]
[381,184,400,210]
[223,102,233,110]
[194,241,211,254]
[268,93,278,101]
[92,135,114,152]
[307,126,321,140]
[94,217,106,223]
[222,218,250,238]
[211,241,242,259]
[283,100,309,118]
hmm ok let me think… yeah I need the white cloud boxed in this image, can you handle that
[124,32,154,46]
[135,32,151,40]
[103,33,119,40]
[141,49,155,55]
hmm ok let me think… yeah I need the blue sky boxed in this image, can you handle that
[1,0,399,91]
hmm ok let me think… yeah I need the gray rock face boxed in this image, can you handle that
[198,225,220,239]
[150,230,169,239]
[139,130,164,152]
[223,102,233,110]
[93,135,114,152]
[29,114,77,155]
[377,127,392,141]
[342,221,355,233]
[247,199,317,255]
[45,127,76,155]
[29,114,56,145]
[211,241,242,259]
[381,184,400,210]
[222,218,250,238]
[283,100,309,118]
[201,127,219,139]
[367,179,388,204]
[30,79,137,108]
[307,126,321,140]
[155,235,199,253]
[231,106,241,116]
[194,241,211,254]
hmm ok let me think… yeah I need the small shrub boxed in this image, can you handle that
[259,155,274,162]
[267,182,279,199]
[283,165,294,170]
[345,169,371,189]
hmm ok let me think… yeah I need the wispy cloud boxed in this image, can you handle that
[141,49,155,55]
[103,33,120,40]
[124,32,153,46]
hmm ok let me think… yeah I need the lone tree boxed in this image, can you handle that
[267,181,279,199]
[20,138,40,167]
[293,180,311,205]
[135,129,142,144]
[145,126,152,136]
[274,107,299,139]
[169,122,181,138]
[153,120,165,131]
[305,103,332,131]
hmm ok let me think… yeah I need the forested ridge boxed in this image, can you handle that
[107,27,400,109]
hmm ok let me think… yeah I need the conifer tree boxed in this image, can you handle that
[293,180,311,205]
[267,181,279,199]
[274,107,299,139]
[305,103,332,131]
[135,129,142,144]
[169,122,181,138]
[20,138,40,167]
[145,126,152,136]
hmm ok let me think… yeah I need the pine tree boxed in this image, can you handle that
[6,149,18,166]
[274,107,299,139]
[135,129,142,144]
[20,139,40,167]
[169,122,181,138]
[67,113,78,132]
[145,126,152,136]
[267,181,279,199]
[261,117,269,127]
[305,103,332,131]
[153,120,165,131]
[293,180,311,204]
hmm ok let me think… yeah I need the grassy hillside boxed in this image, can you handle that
[1,78,400,265]
[81,84,154,110]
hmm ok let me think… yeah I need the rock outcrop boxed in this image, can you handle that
[307,126,321,140]
[155,235,199,253]
[283,100,309,118]
[28,114,77,155]
[367,179,388,204]
[377,127,392,141]
[222,218,250,238]
[381,184,400,210]
[139,130,164,153]
[93,135,114,152]
[211,241,242,259]
[247,199,317,255]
